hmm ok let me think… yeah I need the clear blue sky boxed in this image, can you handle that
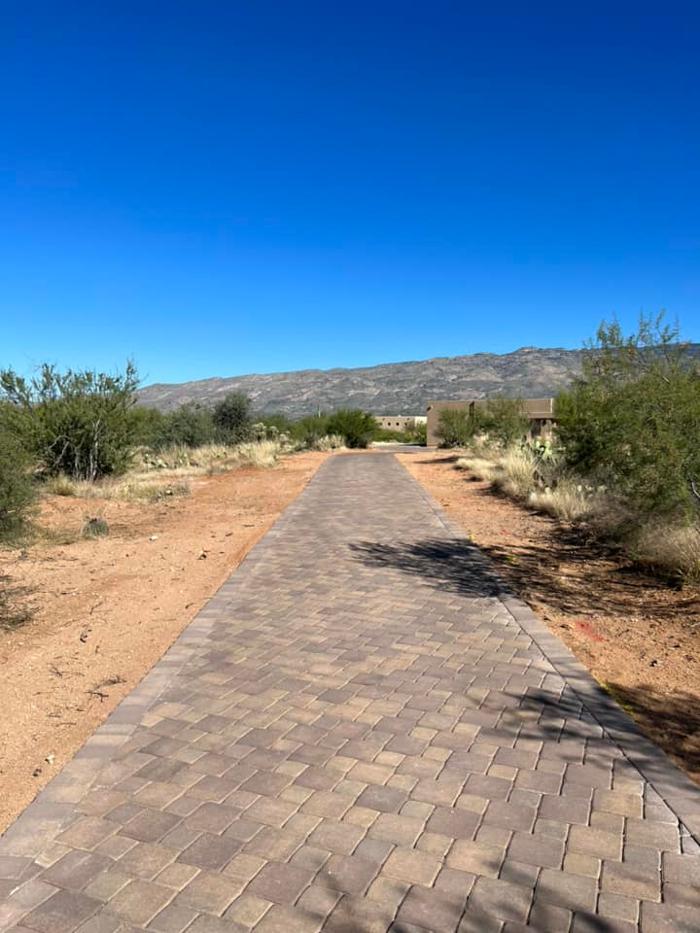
[2,1,699,385]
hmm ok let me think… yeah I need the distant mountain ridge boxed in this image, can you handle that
[138,346,596,418]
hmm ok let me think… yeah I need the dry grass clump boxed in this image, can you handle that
[136,444,231,473]
[230,440,282,468]
[44,475,78,497]
[81,516,109,538]
[491,447,537,499]
[455,457,499,482]
[46,475,191,503]
[456,443,597,523]
[631,522,700,581]
[312,434,345,452]
[118,480,191,502]
[527,480,592,522]
[138,440,284,474]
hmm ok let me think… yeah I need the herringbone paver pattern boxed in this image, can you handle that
[1,453,699,932]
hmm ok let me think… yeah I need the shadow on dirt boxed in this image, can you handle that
[605,682,700,782]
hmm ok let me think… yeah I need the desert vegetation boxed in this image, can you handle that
[0,356,425,552]
[443,315,700,582]
[0,366,295,544]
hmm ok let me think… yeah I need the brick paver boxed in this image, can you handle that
[1,452,699,932]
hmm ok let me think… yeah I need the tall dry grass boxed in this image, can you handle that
[527,481,592,522]
[44,440,285,503]
[454,457,499,482]
[491,447,538,499]
[454,440,700,581]
[457,443,595,522]
[631,522,700,581]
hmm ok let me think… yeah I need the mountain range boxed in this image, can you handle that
[138,346,594,418]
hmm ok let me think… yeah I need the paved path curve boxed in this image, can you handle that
[1,453,699,933]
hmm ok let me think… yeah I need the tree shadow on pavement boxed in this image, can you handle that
[349,537,504,598]
[352,514,700,624]
[349,536,700,788]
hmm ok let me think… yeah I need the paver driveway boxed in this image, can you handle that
[1,453,699,933]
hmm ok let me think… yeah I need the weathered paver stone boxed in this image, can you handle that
[1,452,699,931]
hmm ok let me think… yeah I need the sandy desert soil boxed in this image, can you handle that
[0,451,329,833]
[399,450,700,785]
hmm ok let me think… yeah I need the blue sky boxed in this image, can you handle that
[2,2,699,384]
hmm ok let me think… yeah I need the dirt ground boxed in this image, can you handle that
[0,451,329,834]
[399,451,700,785]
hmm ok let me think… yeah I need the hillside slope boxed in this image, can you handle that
[138,347,588,417]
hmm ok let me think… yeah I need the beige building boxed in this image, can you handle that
[426,398,555,446]
[375,415,427,432]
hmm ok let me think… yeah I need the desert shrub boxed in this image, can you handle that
[556,314,700,525]
[436,408,477,447]
[0,425,35,539]
[130,406,166,446]
[0,363,140,481]
[212,392,252,443]
[372,421,426,444]
[407,421,427,445]
[289,413,332,448]
[480,398,529,446]
[437,400,528,449]
[151,403,216,449]
[326,410,377,449]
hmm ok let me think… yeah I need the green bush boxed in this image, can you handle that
[289,413,332,448]
[0,425,35,539]
[555,314,700,524]
[326,410,377,448]
[131,405,167,446]
[212,392,252,443]
[436,408,477,447]
[480,398,529,446]
[150,404,216,449]
[407,422,427,445]
[437,400,528,448]
[0,363,140,481]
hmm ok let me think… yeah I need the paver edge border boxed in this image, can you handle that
[395,452,700,846]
